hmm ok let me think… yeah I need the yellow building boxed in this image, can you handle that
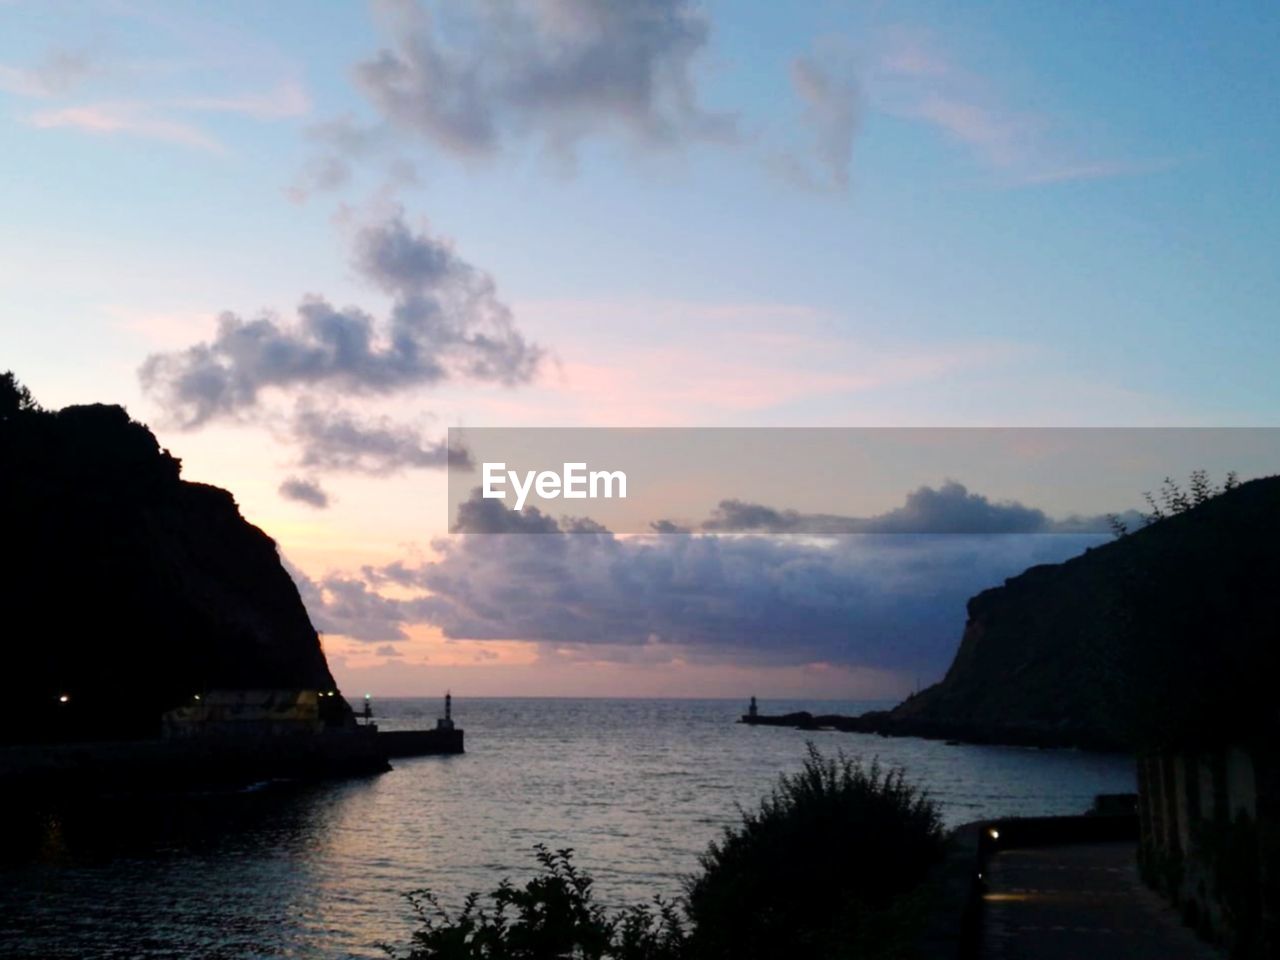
[161,689,325,738]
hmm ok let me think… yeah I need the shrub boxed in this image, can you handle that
[384,844,687,960]
[684,744,944,960]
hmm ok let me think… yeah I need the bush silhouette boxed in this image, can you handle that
[685,744,943,959]
[386,844,686,960]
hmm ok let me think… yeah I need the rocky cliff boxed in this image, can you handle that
[1,396,343,743]
[887,474,1280,750]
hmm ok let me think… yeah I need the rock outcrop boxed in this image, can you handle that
[746,474,1280,751]
[1,399,343,743]
[887,474,1280,750]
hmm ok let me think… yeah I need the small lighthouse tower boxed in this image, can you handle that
[748,695,759,721]
[436,691,455,731]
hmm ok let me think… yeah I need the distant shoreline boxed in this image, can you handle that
[741,710,1129,753]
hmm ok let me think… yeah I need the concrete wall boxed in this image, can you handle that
[1138,745,1278,957]
[0,728,390,795]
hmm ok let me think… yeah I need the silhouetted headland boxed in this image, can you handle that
[745,473,1280,753]
[0,373,460,794]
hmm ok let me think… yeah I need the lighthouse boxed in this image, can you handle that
[436,691,455,731]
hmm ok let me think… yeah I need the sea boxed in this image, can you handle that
[0,697,1136,959]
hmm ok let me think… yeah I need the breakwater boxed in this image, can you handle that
[741,710,1127,752]
[1,725,466,796]
[379,728,464,758]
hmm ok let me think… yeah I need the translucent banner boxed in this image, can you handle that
[446,427,1280,534]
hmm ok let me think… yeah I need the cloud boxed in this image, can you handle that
[287,114,394,200]
[20,84,308,153]
[26,102,226,152]
[296,486,1105,674]
[0,48,98,98]
[649,519,690,534]
[694,482,1136,535]
[172,80,310,120]
[778,48,860,191]
[352,0,735,163]
[865,481,1048,532]
[7,40,309,152]
[451,493,563,533]
[139,209,541,428]
[292,404,469,474]
[701,481,1046,534]
[278,476,331,508]
[297,573,435,642]
[288,153,354,201]
[872,28,1160,186]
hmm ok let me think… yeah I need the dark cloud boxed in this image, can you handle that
[292,404,469,474]
[296,487,1104,675]
[312,576,411,642]
[696,482,1125,535]
[649,519,691,534]
[375,643,403,657]
[139,210,541,427]
[290,571,448,643]
[451,491,562,533]
[278,475,331,508]
[353,0,735,162]
[861,481,1048,533]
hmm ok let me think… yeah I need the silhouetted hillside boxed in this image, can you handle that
[1,380,342,743]
[890,474,1280,750]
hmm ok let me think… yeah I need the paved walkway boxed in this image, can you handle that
[981,841,1221,960]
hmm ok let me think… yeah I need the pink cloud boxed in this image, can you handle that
[911,93,1038,169]
[27,102,226,152]
[173,79,311,120]
[437,298,1022,427]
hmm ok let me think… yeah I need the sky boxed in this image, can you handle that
[3,0,1278,698]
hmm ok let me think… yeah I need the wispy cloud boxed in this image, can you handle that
[0,47,99,98]
[775,42,860,192]
[5,37,310,152]
[872,28,1166,186]
[27,102,227,152]
[172,79,310,120]
[469,297,1022,427]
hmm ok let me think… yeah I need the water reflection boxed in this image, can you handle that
[0,699,1135,959]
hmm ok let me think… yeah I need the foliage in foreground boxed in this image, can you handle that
[388,746,944,960]
[385,844,686,960]
[686,744,944,959]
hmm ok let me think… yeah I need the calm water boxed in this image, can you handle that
[0,698,1134,959]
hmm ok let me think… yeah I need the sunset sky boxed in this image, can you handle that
[4,1,1278,697]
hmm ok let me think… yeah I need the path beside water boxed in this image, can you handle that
[980,841,1220,959]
